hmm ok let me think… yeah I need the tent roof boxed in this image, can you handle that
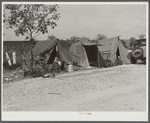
[98,45,111,52]
[97,36,130,64]
[121,39,130,47]
[97,36,120,52]
[32,39,58,56]
[69,39,106,68]
[121,39,130,43]
[80,38,97,46]
[97,36,120,46]
[30,39,73,64]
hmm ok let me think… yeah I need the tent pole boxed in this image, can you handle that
[97,40,100,68]
[57,45,58,61]
[81,46,82,65]
[74,45,77,64]
[23,44,25,76]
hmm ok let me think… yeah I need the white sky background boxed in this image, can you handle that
[3,3,147,41]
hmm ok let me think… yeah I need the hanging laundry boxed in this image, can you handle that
[5,52,12,66]
[56,45,58,51]
[12,52,16,64]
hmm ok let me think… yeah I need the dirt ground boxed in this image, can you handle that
[3,64,147,111]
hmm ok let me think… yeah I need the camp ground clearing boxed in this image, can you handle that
[3,36,147,112]
[3,63,147,112]
[2,3,148,121]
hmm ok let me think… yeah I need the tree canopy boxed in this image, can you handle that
[48,35,57,40]
[96,34,107,40]
[129,37,137,48]
[138,34,145,39]
[70,36,81,42]
[3,4,60,41]
[91,34,107,43]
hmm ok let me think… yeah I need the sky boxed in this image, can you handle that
[3,3,147,41]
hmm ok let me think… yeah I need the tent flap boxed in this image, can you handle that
[58,43,73,64]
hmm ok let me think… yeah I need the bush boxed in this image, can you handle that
[32,65,45,77]
[3,41,37,72]
[32,56,61,77]
[51,62,60,73]
[3,61,22,70]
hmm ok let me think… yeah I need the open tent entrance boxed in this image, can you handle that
[116,47,120,59]
[47,46,57,64]
[97,36,130,64]
[83,45,98,67]
[69,38,106,68]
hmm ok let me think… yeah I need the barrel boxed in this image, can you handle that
[68,64,73,72]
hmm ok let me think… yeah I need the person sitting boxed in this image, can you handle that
[58,59,62,72]
[52,57,60,73]
[73,60,78,71]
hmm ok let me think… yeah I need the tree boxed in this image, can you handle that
[90,34,107,43]
[138,34,145,39]
[70,36,81,43]
[70,36,80,40]
[129,37,137,48]
[3,4,60,74]
[3,4,60,42]
[48,35,57,40]
[96,34,107,40]
[82,36,90,40]
[59,39,72,51]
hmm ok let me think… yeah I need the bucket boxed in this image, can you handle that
[68,64,73,72]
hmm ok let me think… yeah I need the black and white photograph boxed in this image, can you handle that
[2,2,148,121]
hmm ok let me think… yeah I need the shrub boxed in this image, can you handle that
[3,61,22,70]
[51,62,60,73]
[32,65,44,77]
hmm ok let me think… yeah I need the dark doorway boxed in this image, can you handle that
[116,47,120,59]
[83,45,98,66]
[47,46,57,64]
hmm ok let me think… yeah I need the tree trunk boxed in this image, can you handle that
[30,37,34,76]
[30,50,34,76]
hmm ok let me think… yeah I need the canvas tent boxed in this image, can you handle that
[69,38,106,68]
[24,39,73,69]
[120,39,131,49]
[97,36,130,65]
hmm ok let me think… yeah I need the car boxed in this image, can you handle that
[127,39,146,64]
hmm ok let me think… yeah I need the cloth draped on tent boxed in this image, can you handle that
[69,38,106,68]
[57,43,73,64]
[97,36,130,64]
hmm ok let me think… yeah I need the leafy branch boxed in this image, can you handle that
[3,4,60,41]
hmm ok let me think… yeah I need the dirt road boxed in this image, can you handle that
[3,64,146,111]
